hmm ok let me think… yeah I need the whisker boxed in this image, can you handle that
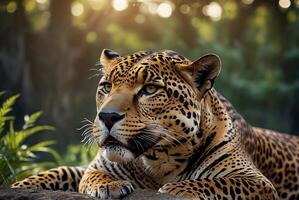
[77,123,92,131]
[95,61,103,67]
[133,139,142,152]
[142,122,190,148]
[139,136,156,144]
[82,134,99,150]
[81,134,93,143]
[82,127,93,133]
[82,119,93,124]
[82,131,93,139]
[162,132,182,144]
[88,73,101,79]
[140,129,178,148]
[77,118,94,138]
[160,135,175,146]
[89,68,101,72]
[81,129,94,140]
[92,63,103,73]
[135,136,146,152]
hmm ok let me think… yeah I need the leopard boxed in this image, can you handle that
[12,49,299,199]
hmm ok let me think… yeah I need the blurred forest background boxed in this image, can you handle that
[1,0,299,183]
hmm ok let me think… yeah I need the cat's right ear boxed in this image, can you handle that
[100,49,120,70]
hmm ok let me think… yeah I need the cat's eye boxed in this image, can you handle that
[142,84,160,95]
[99,82,112,94]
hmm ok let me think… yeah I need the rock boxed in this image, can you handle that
[0,188,96,200]
[123,189,184,200]
[0,187,185,200]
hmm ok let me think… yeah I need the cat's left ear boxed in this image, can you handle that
[176,54,221,96]
[100,49,120,70]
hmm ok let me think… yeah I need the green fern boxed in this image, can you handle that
[0,92,61,185]
[62,143,97,166]
[0,92,19,133]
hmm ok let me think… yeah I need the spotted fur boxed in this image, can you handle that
[12,49,299,199]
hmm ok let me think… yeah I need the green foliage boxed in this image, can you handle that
[61,144,97,166]
[0,92,60,186]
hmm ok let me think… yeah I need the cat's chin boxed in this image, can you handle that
[102,144,135,164]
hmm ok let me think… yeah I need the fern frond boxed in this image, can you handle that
[23,112,43,129]
[0,94,19,133]
[0,91,6,96]
[14,125,55,147]
[0,92,59,185]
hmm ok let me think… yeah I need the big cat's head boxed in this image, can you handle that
[92,49,221,164]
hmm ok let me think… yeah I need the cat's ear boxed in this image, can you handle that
[177,54,221,96]
[100,49,120,70]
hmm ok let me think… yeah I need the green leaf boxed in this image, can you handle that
[0,91,6,96]
[0,92,58,184]
[27,140,56,152]
[33,147,62,163]
[23,112,43,129]
[14,125,55,146]
[0,94,19,133]
[0,94,19,118]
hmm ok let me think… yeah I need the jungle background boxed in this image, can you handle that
[1,0,299,185]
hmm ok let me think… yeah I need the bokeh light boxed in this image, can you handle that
[139,3,149,14]
[36,0,47,4]
[279,0,291,9]
[148,2,158,15]
[71,2,84,17]
[242,0,254,5]
[24,0,37,13]
[224,1,237,19]
[86,32,97,43]
[88,0,105,11]
[32,11,50,31]
[36,0,49,10]
[157,2,173,18]
[7,1,17,13]
[138,2,159,15]
[287,11,297,22]
[203,2,222,21]
[112,0,128,11]
[180,4,191,14]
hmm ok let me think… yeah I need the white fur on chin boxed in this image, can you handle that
[102,145,135,163]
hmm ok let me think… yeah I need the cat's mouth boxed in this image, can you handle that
[100,133,160,163]
[103,135,122,147]
[101,136,135,163]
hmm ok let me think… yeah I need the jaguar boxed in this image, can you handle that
[12,49,299,199]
